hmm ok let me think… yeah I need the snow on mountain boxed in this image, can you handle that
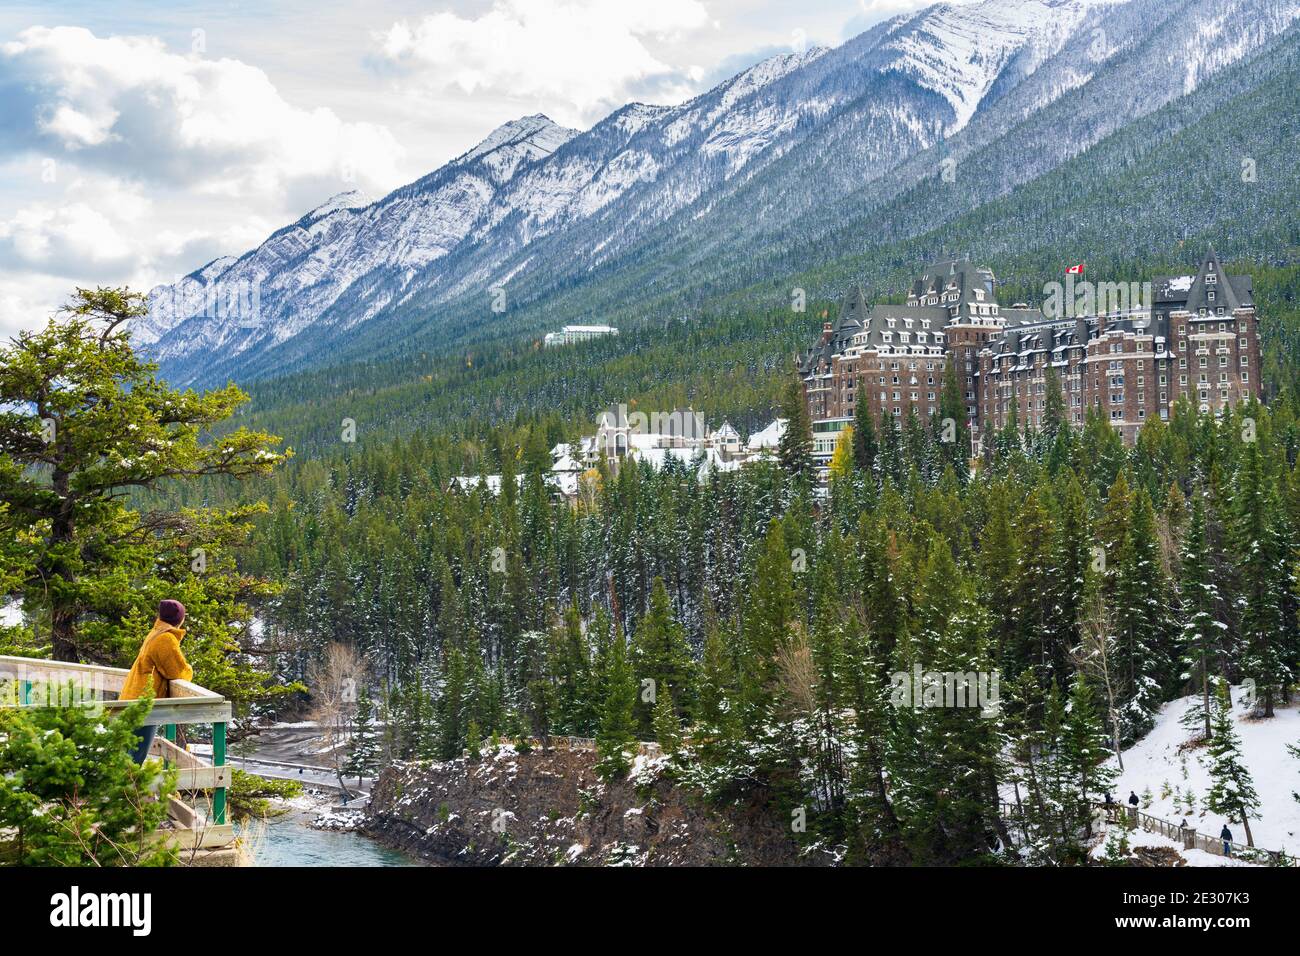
[141,114,580,357]
[879,0,1117,133]
[141,0,1300,387]
[1108,685,1300,857]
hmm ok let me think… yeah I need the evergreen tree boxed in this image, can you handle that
[1177,493,1223,740]
[1204,682,1261,847]
[778,374,814,480]
[851,399,879,479]
[740,519,796,730]
[1233,442,1290,717]
[0,289,286,697]
[630,578,694,735]
[1061,677,1117,839]
[652,685,682,755]
[595,625,638,782]
[0,695,177,865]
[343,686,381,784]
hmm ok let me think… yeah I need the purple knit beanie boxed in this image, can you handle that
[158,599,186,626]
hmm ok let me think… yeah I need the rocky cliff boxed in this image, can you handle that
[363,744,825,866]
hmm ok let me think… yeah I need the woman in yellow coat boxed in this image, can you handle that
[120,599,192,763]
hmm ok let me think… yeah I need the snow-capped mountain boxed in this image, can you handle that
[144,0,1300,388]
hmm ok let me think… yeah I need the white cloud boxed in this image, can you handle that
[0,25,407,203]
[0,25,412,336]
[377,0,713,126]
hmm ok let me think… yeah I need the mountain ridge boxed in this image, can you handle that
[143,0,1300,390]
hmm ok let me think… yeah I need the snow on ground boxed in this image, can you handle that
[1088,824,1255,867]
[1107,685,1300,855]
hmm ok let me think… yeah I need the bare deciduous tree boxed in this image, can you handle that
[1074,590,1124,771]
[308,642,364,797]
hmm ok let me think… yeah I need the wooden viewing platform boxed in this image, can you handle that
[1,654,236,864]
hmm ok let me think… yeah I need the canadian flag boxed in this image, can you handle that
[1065,263,1085,275]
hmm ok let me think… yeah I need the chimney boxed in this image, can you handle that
[821,321,833,344]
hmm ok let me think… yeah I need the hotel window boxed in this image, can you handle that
[1179,358,1187,368]
[1240,338,1248,348]
[1240,355,1249,366]
[1206,273,1217,285]
[1241,372,1249,382]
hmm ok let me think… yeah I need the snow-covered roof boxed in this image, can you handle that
[747,418,786,450]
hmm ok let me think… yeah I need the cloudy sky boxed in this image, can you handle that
[0,0,941,338]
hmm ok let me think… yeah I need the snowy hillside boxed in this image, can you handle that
[1108,685,1300,856]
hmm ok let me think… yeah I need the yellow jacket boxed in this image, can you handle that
[120,618,193,700]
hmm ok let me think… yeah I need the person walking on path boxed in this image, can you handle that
[1220,824,1233,857]
[120,600,192,763]
[1128,791,1139,808]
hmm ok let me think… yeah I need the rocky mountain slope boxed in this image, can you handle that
[143,0,1300,390]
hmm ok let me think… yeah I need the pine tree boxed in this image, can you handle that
[1204,682,1260,847]
[741,518,796,730]
[1177,493,1223,741]
[778,374,814,480]
[651,685,682,755]
[343,686,381,784]
[1110,487,1172,739]
[692,613,744,772]
[465,719,482,761]
[0,695,177,865]
[1233,441,1289,717]
[0,288,285,693]
[630,578,694,735]
[595,625,638,782]
[1061,677,1117,839]
[852,399,879,479]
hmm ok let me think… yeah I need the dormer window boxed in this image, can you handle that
[887,318,896,328]
[1206,273,1217,285]
[1207,291,1215,302]
[922,319,931,330]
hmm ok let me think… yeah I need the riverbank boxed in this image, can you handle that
[241,792,423,867]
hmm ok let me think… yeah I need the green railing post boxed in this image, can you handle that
[212,720,227,826]
[20,680,31,706]
[163,723,176,742]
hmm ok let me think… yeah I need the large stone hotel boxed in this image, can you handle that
[797,248,1261,468]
